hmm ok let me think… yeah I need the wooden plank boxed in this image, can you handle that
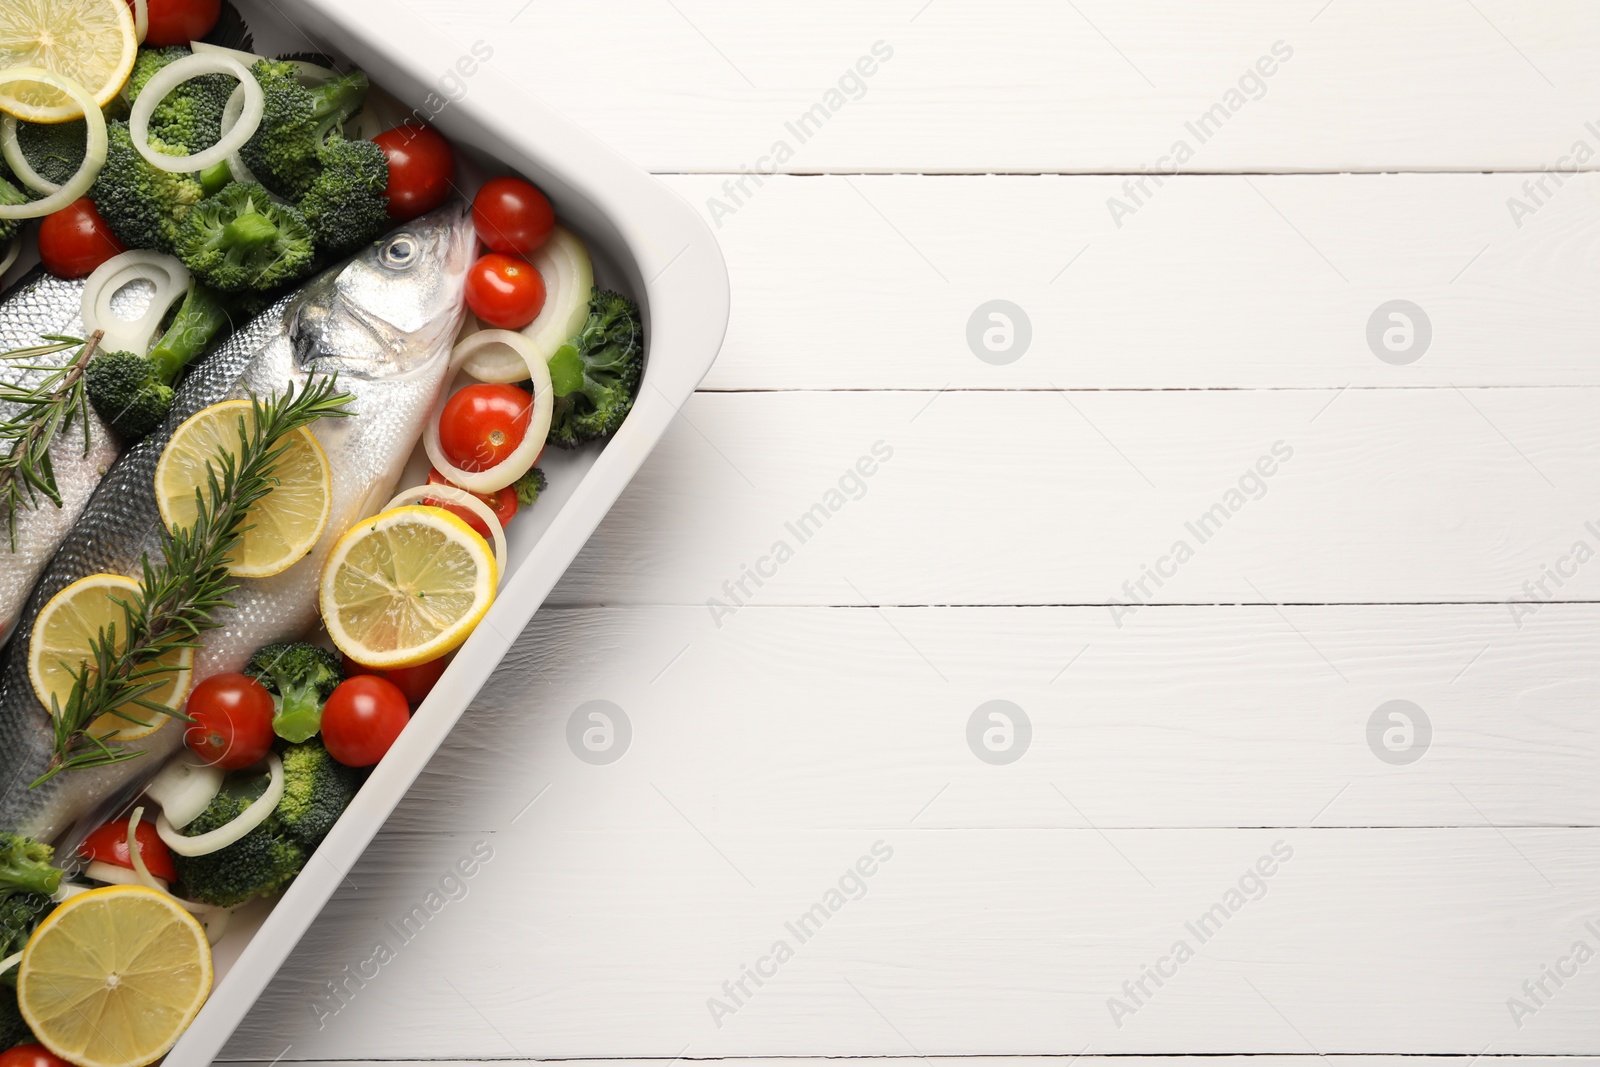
[389,0,1600,173]
[541,389,1600,606]
[224,827,1600,1058]
[365,605,1600,832]
[673,173,1600,391]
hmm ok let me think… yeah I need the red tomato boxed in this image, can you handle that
[38,199,125,279]
[341,654,449,706]
[438,383,532,472]
[80,817,177,881]
[472,176,555,256]
[423,467,517,541]
[133,0,221,45]
[322,676,410,766]
[373,124,455,221]
[184,672,275,770]
[465,253,545,330]
[0,1045,73,1067]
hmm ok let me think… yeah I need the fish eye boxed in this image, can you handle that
[381,235,417,268]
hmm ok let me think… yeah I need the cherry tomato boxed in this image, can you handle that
[133,0,221,45]
[464,253,546,330]
[0,1045,73,1067]
[472,176,555,256]
[438,383,532,472]
[424,467,517,541]
[373,124,455,221]
[38,198,125,279]
[341,654,449,706]
[184,672,275,770]
[80,817,177,881]
[322,676,410,766]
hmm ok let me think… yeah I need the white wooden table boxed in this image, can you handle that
[223,1,1600,1062]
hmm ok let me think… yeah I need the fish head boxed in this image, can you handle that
[289,200,476,379]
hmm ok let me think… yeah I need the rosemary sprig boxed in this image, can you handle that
[0,331,104,551]
[32,376,353,787]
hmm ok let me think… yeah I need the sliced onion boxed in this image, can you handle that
[201,907,230,944]
[133,0,148,41]
[0,68,107,219]
[0,234,20,280]
[130,53,262,173]
[145,752,224,829]
[1,115,57,194]
[124,806,167,893]
[52,883,92,903]
[156,752,283,857]
[86,858,169,892]
[189,40,264,67]
[0,952,18,978]
[387,483,508,583]
[424,330,553,493]
[81,251,190,356]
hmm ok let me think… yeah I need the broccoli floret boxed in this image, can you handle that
[172,772,304,907]
[239,60,369,200]
[172,741,358,907]
[127,46,235,158]
[297,135,388,255]
[513,468,546,506]
[13,119,87,190]
[245,642,344,742]
[276,738,361,846]
[85,282,232,441]
[0,988,28,1050]
[0,833,61,903]
[175,181,315,293]
[90,121,204,253]
[0,174,23,245]
[545,290,644,448]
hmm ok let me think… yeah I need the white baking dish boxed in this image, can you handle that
[149,1,730,1061]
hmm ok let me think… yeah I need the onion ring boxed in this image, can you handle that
[130,53,262,173]
[156,752,283,856]
[424,330,553,494]
[0,234,20,280]
[133,0,148,41]
[0,69,107,220]
[386,483,508,584]
[188,41,264,67]
[80,251,190,356]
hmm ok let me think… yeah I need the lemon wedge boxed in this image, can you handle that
[18,884,213,1067]
[320,505,497,668]
[0,0,137,122]
[29,573,193,740]
[156,399,333,579]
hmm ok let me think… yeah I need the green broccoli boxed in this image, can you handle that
[173,740,360,906]
[276,738,361,847]
[0,174,24,245]
[0,833,61,903]
[239,60,369,200]
[13,118,87,190]
[245,642,344,742]
[127,46,234,158]
[296,135,389,255]
[0,977,29,1050]
[85,281,232,441]
[90,120,205,253]
[175,181,316,293]
[545,290,644,448]
[513,468,547,506]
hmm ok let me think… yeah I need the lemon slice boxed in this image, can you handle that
[156,399,333,579]
[19,884,213,1067]
[29,574,194,741]
[0,0,137,123]
[321,505,497,668]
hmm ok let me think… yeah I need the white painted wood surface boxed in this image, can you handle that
[222,0,1600,1062]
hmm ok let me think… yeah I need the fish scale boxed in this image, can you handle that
[0,269,119,647]
[0,202,475,842]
